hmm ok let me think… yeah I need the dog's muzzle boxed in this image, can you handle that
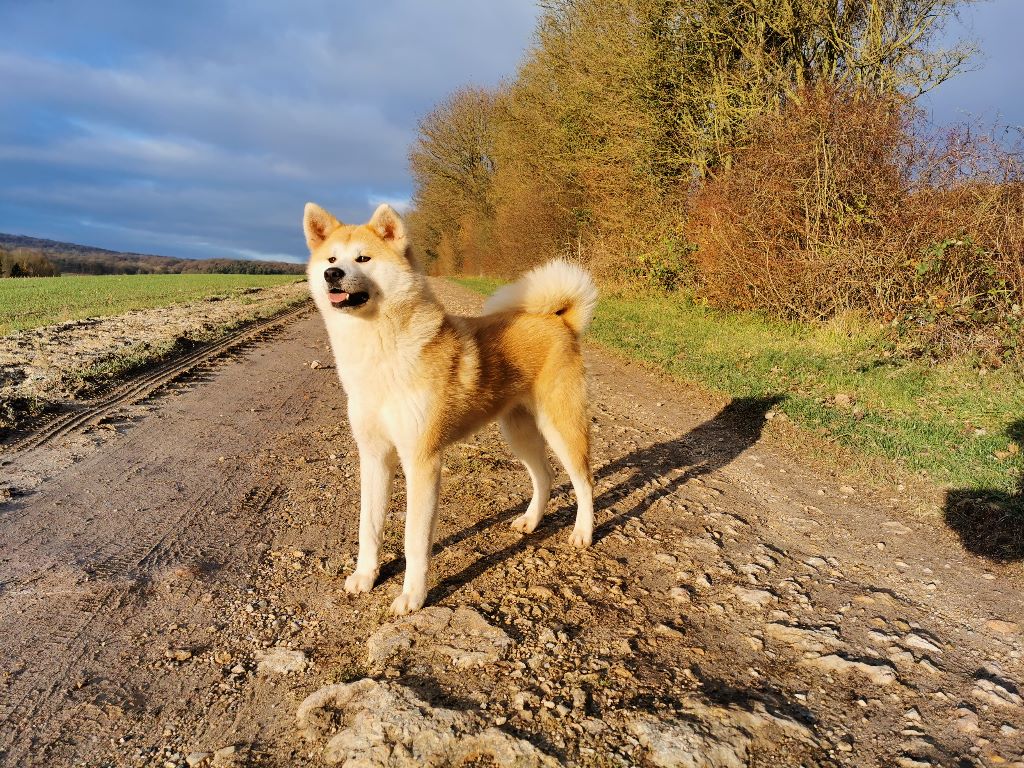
[324,269,370,308]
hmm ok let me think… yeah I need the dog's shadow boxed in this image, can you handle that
[944,418,1024,561]
[378,395,783,601]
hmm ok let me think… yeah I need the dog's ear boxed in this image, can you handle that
[367,203,407,249]
[303,203,342,251]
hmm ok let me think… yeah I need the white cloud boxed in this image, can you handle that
[0,1,540,260]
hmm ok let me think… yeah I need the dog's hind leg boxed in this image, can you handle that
[536,388,594,548]
[500,405,554,534]
[345,440,398,594]
[391,451,442,615]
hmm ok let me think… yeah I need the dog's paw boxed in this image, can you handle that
[390,590,426,616]
[510,513,540,534]
[568,526,593,548]
[344,571,376,594]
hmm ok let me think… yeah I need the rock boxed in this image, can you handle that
[764,623,842,654]
[656,623,685,640]
[732,587,774,607]
[954,708,980,734]
[254,647,308,675]
[801,655,898,686]
[839,486,855,496]
[972,677,1024,708]
[367,606,511,671]
[626,694,816,768]
[296,678,557,767]
[895,757,931,768]
[165,648,192,661]
[903,633,942,655]
[669,587,691,603]
[985,619,1020,635]
[185,753,211,767]
[211,745,243,767]
[527,585,556,600]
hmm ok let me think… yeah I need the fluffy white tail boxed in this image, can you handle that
[483,259,598,335]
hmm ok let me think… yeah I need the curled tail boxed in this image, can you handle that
[483,259,599,335]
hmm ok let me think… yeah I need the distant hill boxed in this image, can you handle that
[0,233,306,275]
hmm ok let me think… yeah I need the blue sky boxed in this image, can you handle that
[0,1,1020,263]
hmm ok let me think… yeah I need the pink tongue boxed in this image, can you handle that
[329,292,350,305]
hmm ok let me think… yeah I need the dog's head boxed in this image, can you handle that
[302,202,419,317]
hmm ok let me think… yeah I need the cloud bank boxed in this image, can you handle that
[0,1,538,261]
[0,1,1019,263]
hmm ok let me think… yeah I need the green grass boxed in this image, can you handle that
[453,277,1023,497]
[0,273,304,335]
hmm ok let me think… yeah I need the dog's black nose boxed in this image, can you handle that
[324,267,344,283]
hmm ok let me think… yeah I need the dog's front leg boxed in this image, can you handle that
[344,441,398,594]
[391,452,441,615]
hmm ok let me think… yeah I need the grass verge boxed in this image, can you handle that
[453,276,1023,500]
[0,273,304,335]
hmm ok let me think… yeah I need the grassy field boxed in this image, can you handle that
[0,273,304,335]
[454,276,1023,501]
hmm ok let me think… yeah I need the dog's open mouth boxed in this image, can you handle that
[328,289,370,308]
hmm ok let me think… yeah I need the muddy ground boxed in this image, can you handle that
[0,280,1021,768]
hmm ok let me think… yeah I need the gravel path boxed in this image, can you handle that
[0,280,1021,768]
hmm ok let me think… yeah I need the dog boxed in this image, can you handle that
[303,202,598,614]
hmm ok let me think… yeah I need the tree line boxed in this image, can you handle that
[0,236,305,277]
[409,0,1022,355]
[0,248,61,277]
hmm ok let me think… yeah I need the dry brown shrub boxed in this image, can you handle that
[688,87,913,318]
[687,86,1024,349]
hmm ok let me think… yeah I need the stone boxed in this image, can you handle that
[296,678,557,767]
[656,623,685,640]
[254,648,308,675]
[626,694,816,768]
[801,655,898,686]
[904,633,942,655]
[186,754,211,767]
[764,623,841,654]
[973,677,1024,708]
[732,587,774,607]
[895,757,932,768]
[211,745,242,767]
[954,708,980,734]
[985,620,1020,635]
[367,606,511,671]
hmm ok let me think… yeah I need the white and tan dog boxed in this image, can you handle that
[303,202,598,614]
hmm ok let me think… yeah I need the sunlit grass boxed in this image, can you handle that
[0,273,304,335]
[454,277,1023,496]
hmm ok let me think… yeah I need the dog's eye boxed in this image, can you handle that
[328,256,337,264]
[355,255,370,263]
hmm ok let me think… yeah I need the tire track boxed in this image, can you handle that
[0,482,283,765]
[4,301,311,455]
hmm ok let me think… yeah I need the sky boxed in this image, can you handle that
[0,1,1021,264]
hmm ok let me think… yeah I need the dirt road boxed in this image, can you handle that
[1,281,1021,768]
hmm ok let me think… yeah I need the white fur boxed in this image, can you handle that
[307,213,597,615]
[483,259,599,334]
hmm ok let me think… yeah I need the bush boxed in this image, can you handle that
[0,248,61,277]
[685,87,1023,355]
